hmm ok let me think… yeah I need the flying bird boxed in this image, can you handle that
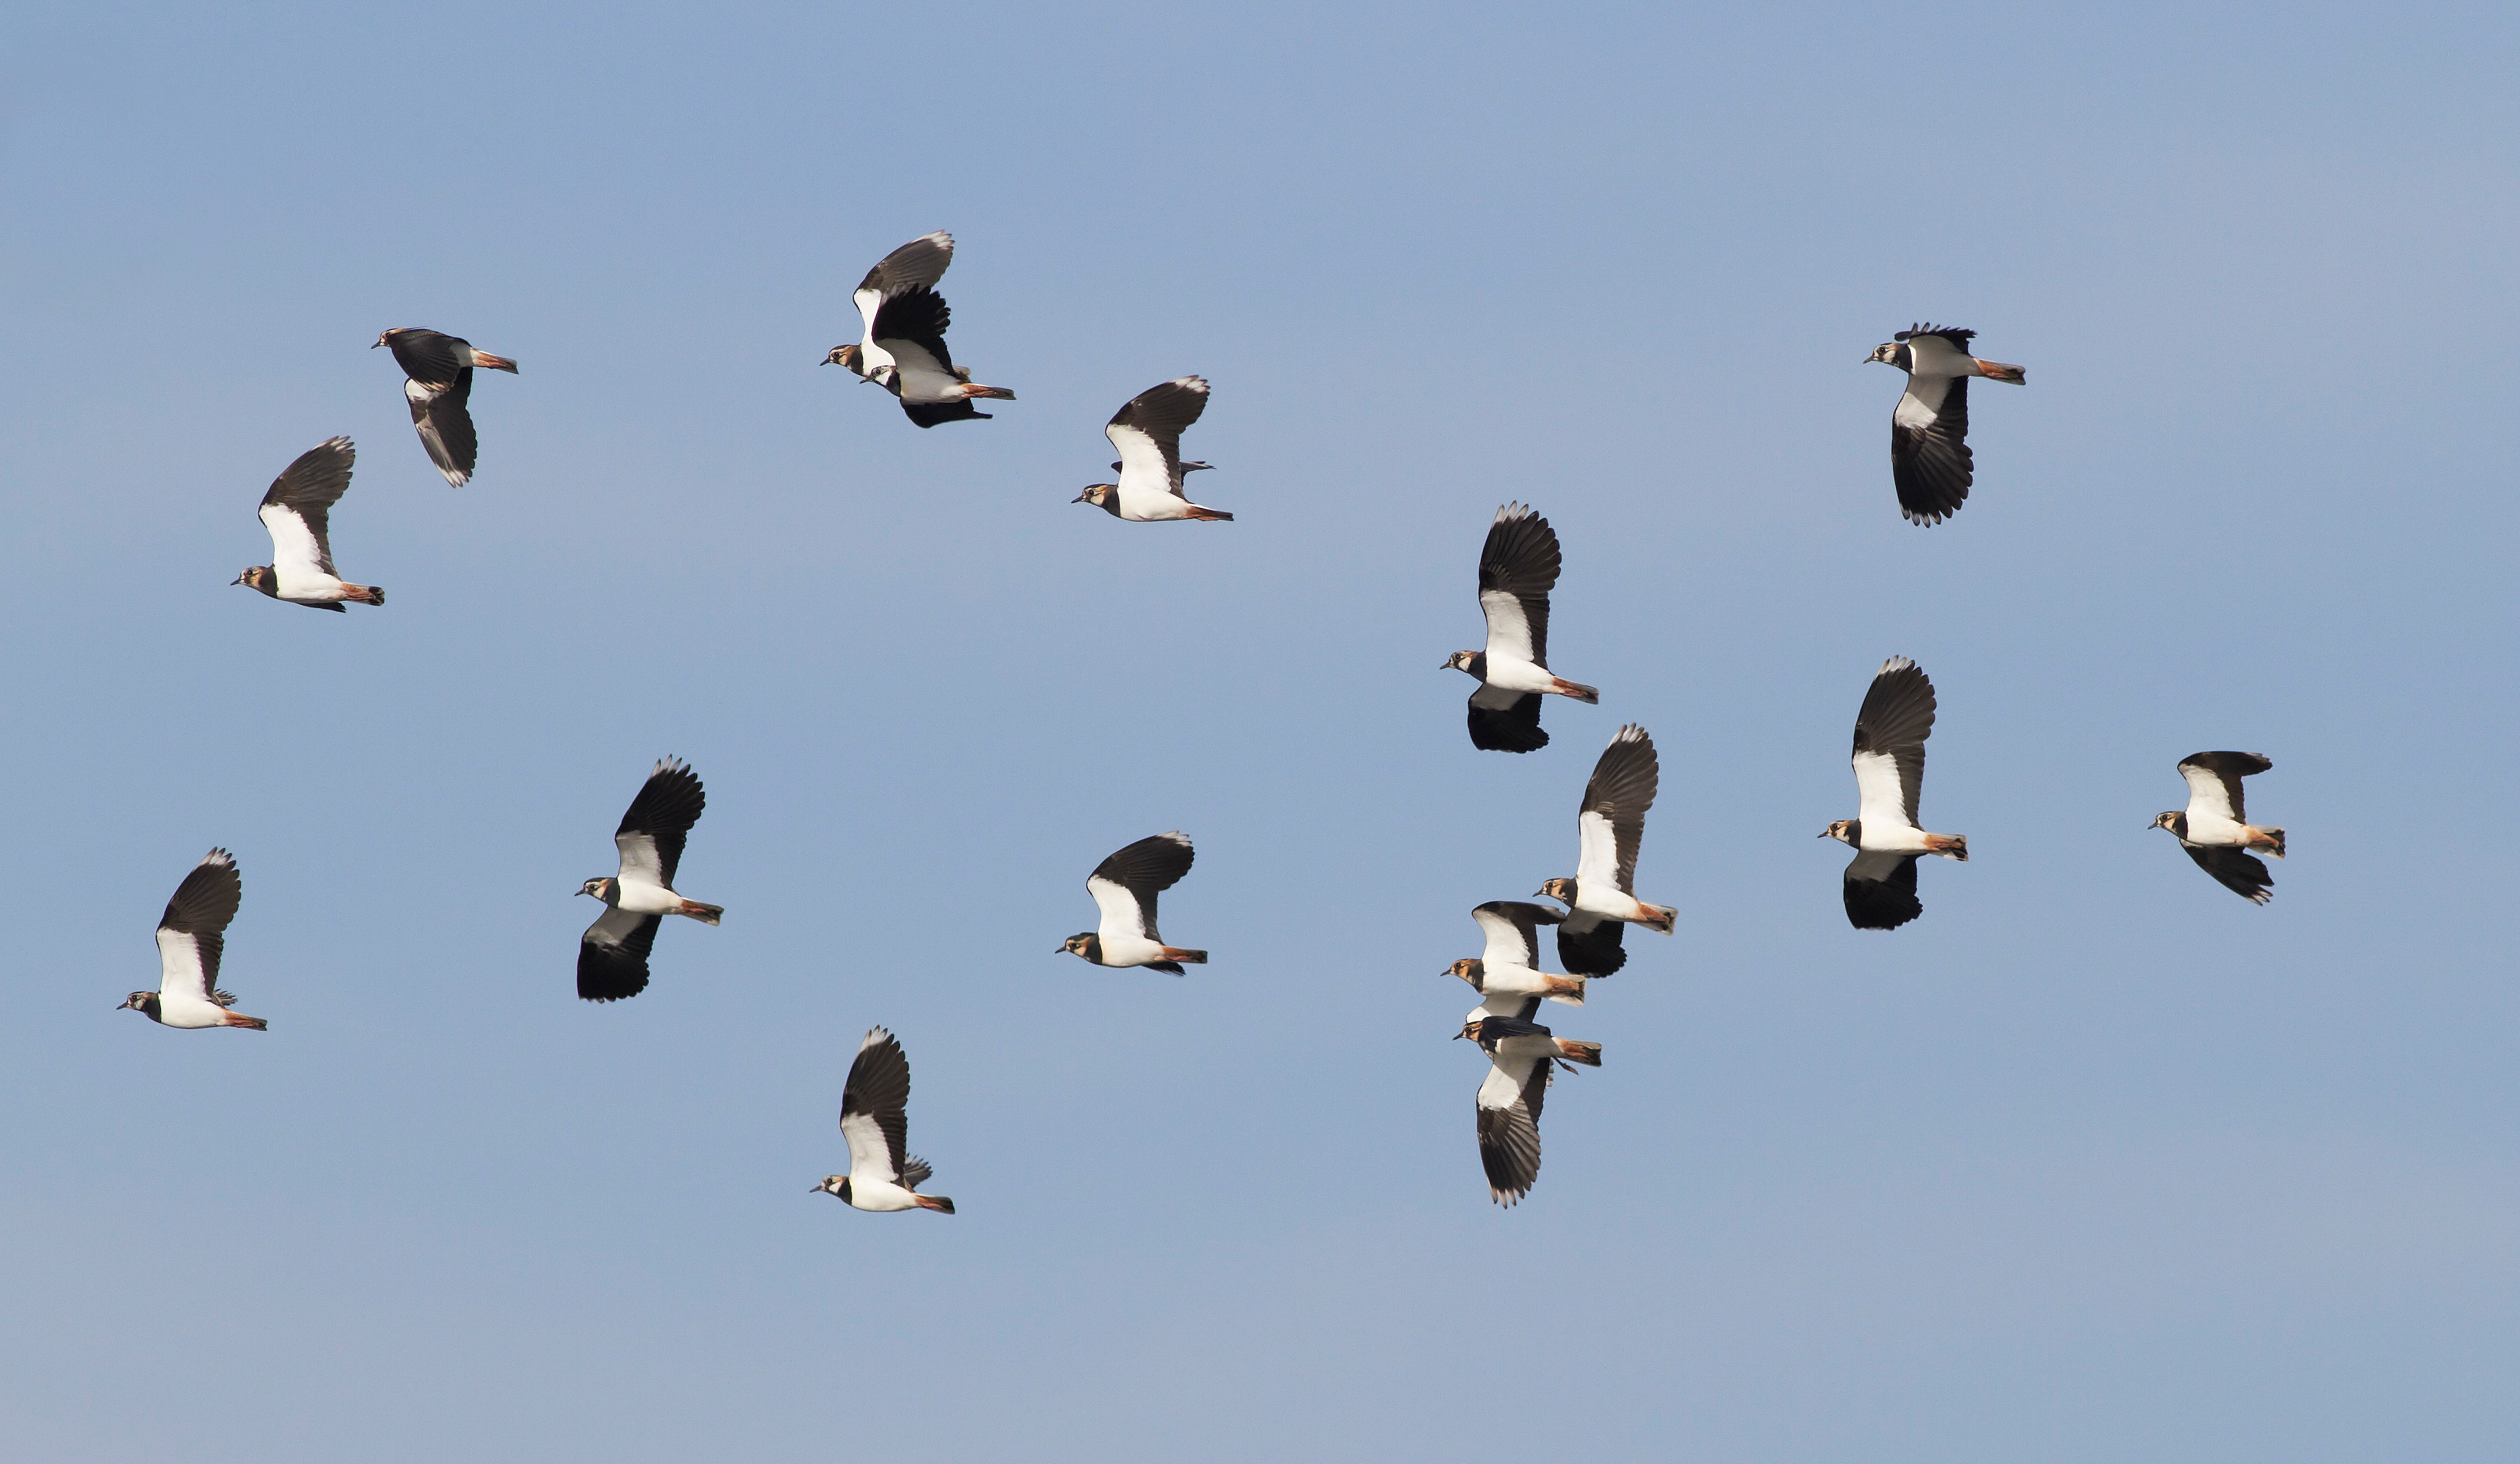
[1864,324,2024,526]
[232,437,382,611]
[1537,725,1676,975]
[811,1027,956,1215]
[118,849,267,1031]
[1072,377,1232,522]
[374,327,517,487]
[1446,900,1585,1020]
[1059,831,1207,974]
[1821,657,1968,929]
[1441,502,1597,752]
[577,758,721,1002]
[822,233,1012,426]
[1457,1015,1601,1207]
[2150,752,2286,904]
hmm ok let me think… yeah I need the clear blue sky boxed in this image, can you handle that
[3,3,2515,1459]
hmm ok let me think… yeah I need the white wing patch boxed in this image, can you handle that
[259,502,330,577]
[582,903,648,949]
[1480,588,1538,665]
[155,929,212,1004]
[1894,375,1951,429]
[1574,809,1620,887]
[840,1111,899,1185]
[2181,763,2241,824]
[615,831,667,887]
[1087,875,1150,942]
[1106,422,1179,497]
[1852,748,1916,831]
[1471,906,1541,968]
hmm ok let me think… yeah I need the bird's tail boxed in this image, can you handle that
[1160,946,1207,964]
[1974,359,2025,383]
[678,900,725,924]
[1550,678,1601,705]
[1544,975,1587,1007]
[221,1012,270,1031]
[913,1194,956,1214]
[1553,1039,1603,1067]
[348,584,384,606]
[961,384,1016,400]
[472,352,520,373]
[1185,507,1235,522]
[1925,834,1968,861]
[2248,827,2286,859]
[1638,903,1677,934]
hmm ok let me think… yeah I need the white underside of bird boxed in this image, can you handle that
[1852,750,1946,854]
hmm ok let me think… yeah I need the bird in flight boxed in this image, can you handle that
[2150,752,2286,904]
[374,327,517,487]
[1537,725,1676,975]
[813,1027,956,1215]
[823,231,1014,426]
[1821,656,1968,929]
[233,437,383,611]
[119,849,267,1031]
[577,758,721,1001]
[1442,502,1597,752]
[1060,831,1208,974]
[1864,324,2024,526]
[1073,377,1232,522]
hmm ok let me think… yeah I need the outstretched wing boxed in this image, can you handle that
[1841,851,1922,931]
[156,849,242,1004]
[1473,1052,1545,1207]
[1106,377,1209,496]
[1555,911,1626,977]
[1464,688,1548,752]
[1890,374,1971,526]
[578,906,660,1001]
[2184,843,2274,904]
[407,373,478,487]
[871,286,959,375]
[840,1027,913,1186]
[1575,725,1658,893]
[1477,502,1561,668]
[1087,831,1193,944]
[258,438,354,575]
[855,233,954,320]
[2179,751,2270,825]
[615,758,707,888]
[1852,657,1935,830]
[1471,900,1561,970]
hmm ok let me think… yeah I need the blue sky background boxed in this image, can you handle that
[3,3,2516,1459]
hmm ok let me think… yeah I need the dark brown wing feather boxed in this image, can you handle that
[1852,659,1936,827]
[619,760,707,888]
[842,1030,915,1180]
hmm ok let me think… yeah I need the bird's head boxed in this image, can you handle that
[822,343,859,371]
[1820,820,1855,846]
[812,1176,851,1202]
[1059,933,1098,961]
[578,878,615,901]
[1534,877,1574,903]
[116,991,157,1017]
[2149,811,2184,835]
[233,566,275,595]
[373,328,407,350]
[1072,484,1116,509]
[1866,341,1905,368]
[1440,650,1479,675]
[1445,958,1485,990]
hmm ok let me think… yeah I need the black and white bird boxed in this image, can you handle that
[1456,1015,1601,1207]
[1536,725,1676,976]
[1446,900,1585,1020]
[811,1027,956,1215]
[1864,324,2025,526]
[577,758,722,1002]
[1441,502,1598,752]
[1821,657,1969,929]
[1072,377,1232,522]
[1060,831,1207,974]
[232,437,383,611]
[118,849,267,1031]
[2151,752,2286,904]
[822,233,1013,427]
[374,327,517,487]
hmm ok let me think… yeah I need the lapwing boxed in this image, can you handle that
[1822,657,1968,929]
[1446,900,1585,1021]
[1537,725,1676,976]
[232,437,382,612]
[577,758,720,1002]
[1072,377,1232,522]
[822,233,1013,427]
[812,1027,956,1215]
[119,849,267,1031]
[1456,1015,1601,1207]
[1060,831,1207,974]
[374,327,517,487]
[2151,752,2285,904]
[1864,324,2024,526]
[1441,502,1597,752]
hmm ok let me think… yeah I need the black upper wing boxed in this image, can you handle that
[859,233,954,296]
[2184,843,2274,904]
[2180,751,2272,824]
[871,286,958,373]
[619,758,707,888]
[1842,851,1922,931]
[1852,657,1936,827]
[1581,725,1659,893]
[842,1028,915,1180]
[578,909,661,1001]
[409,372,478,486]
[385,328,471,385]
[1477,502,1561,668]
[160,849,243,994]
[1465,691,1548,752]
[1556,911,1627,977]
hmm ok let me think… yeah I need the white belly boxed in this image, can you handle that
[1477,962,1561,997]
[272,567,348,602]
[847,1179,922,1212]
[614,878,682,915]
[2182,811,2247,846]
[1480,656,1557,694]
[1857,823,1931,853]
[1574,885,1645,921]
[1114,480,1191,521]
[1096,933,1171,966]
[155,995,231,1028]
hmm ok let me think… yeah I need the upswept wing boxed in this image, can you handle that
[2179,751,2270,825]
[1575,725,1658,893]
[2183,843,2274,904]
[1471,900,1562,970]
[1105,377,1209,496]
[156,849,242,1004]
[1890,374,1971,525]
[1087,832,1194,944]
[578,906,661,1002]
[854,231,954,330]
[1473,1052,1546,1207]
[871,286,960,377]
[1477,502,1561,667]
[258,438,354,575]
[1852,657,1935,830]
[840,1027,913,1185]
[407,374,478,487]
[1841,851,1922,931]
[615,758,707,887]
